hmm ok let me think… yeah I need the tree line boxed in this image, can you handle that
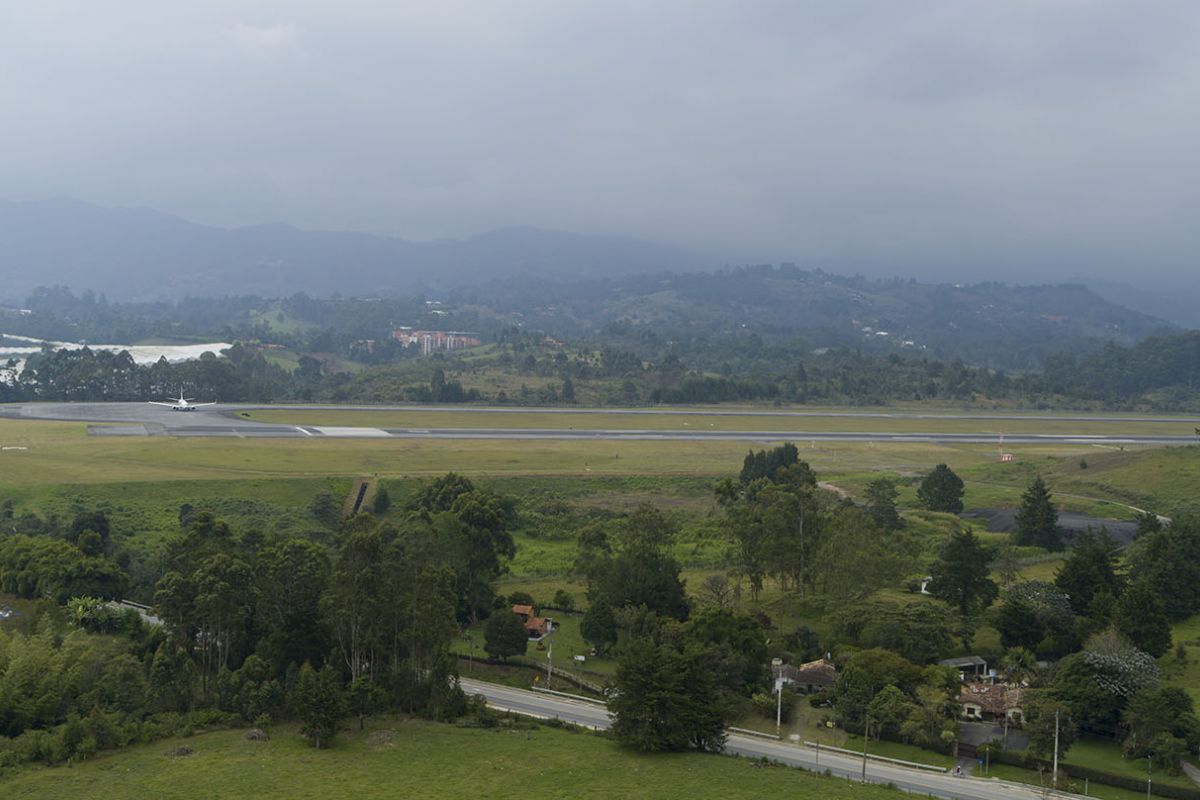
[6,287,1200,410]
[0,472,517,767]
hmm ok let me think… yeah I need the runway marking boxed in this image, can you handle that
[313,426,391,438]
[295,426,313,436]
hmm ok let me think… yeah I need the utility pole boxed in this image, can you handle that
[546,634,554,686]
[861,717,870,783]
[1052,709,1060,789]
[771,657,783,737]
[1147,756,1152,800]
[776,677,783,736]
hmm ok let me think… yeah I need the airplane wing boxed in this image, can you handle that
[148,401,178,407]
[191,402,217,407]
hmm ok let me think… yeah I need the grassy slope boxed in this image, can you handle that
[2,717,905,800]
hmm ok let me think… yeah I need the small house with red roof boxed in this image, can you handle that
[512,604,554,641]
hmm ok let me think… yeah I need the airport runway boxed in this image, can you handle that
[0,402,1197,445]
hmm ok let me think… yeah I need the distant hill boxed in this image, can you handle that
[1076,277,1200,330]
[463,267,1175,370]
[0,198,706,302]
[0,199,1179,371]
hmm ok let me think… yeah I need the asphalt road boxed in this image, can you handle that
[459,679,1084,800]
[0,401,1196,445]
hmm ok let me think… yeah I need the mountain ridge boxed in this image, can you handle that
[0,198,707,302]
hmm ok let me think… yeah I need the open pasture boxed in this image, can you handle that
[0,416,1104,486]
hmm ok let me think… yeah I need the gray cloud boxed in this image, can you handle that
[1,1,1198,284]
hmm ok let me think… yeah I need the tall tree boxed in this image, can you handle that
[581,597,618,654]
[1128,518,1200,621]
[1055,528,1123,615]
[291,663,346,749]
[927,528,998,615]
[321,527,386,681]
[917,464,964,514]
[483,609,529,662]
[1121,687,1200,761]
[812,506,910,602]
[864,476,903,531]
[256,538,332,673]
[1014,476,1063,551]
[1115,581,1172,658]
[446,489,517,621]
[191,553,255,685]
[738,443,804,485]
[609,637,726,753]
[994,597,1045,651]
[1024,691,1078,760]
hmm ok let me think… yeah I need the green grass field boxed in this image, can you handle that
[242,406,1200,437]
[1164,616,1200,705]
[1,417,1082,486]
[2,408,1200,799]
[1,717,908,800]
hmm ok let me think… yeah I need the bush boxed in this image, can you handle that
[552,589,575,611]
[751,692,776,719]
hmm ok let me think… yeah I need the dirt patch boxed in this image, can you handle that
[366,729,396,749]
[817,481,851,499]
[962,509,1139,545]
[165,745,195,757]
[244,728,269,741]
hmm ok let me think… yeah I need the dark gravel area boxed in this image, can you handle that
[962,508,1139,546]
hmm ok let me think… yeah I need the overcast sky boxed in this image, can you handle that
[2,1,1198,283]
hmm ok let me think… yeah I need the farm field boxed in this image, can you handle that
[1,716,907,800]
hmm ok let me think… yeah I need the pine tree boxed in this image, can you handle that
[609,637,726,753]
[994,598,1045,651]
[927,528,997,614]
[1014,476,1063,551]
[1054,528,1122,614]
[917,464,964,513]
[290,663,346,749]
[864,477,903,531]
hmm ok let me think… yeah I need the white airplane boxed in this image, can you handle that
[149,389,215,411]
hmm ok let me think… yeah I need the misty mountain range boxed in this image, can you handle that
[0,198,706,303]
[1,198,1196,330]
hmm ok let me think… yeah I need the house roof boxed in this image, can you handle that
[774,658,838,687]
[512,604,534,617]
[959,683,1024,715]
[939,656,988,669]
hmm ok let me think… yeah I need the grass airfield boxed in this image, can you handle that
[241,405,1200,437]
[0,414,1112,485]
[1,405,1192,524]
